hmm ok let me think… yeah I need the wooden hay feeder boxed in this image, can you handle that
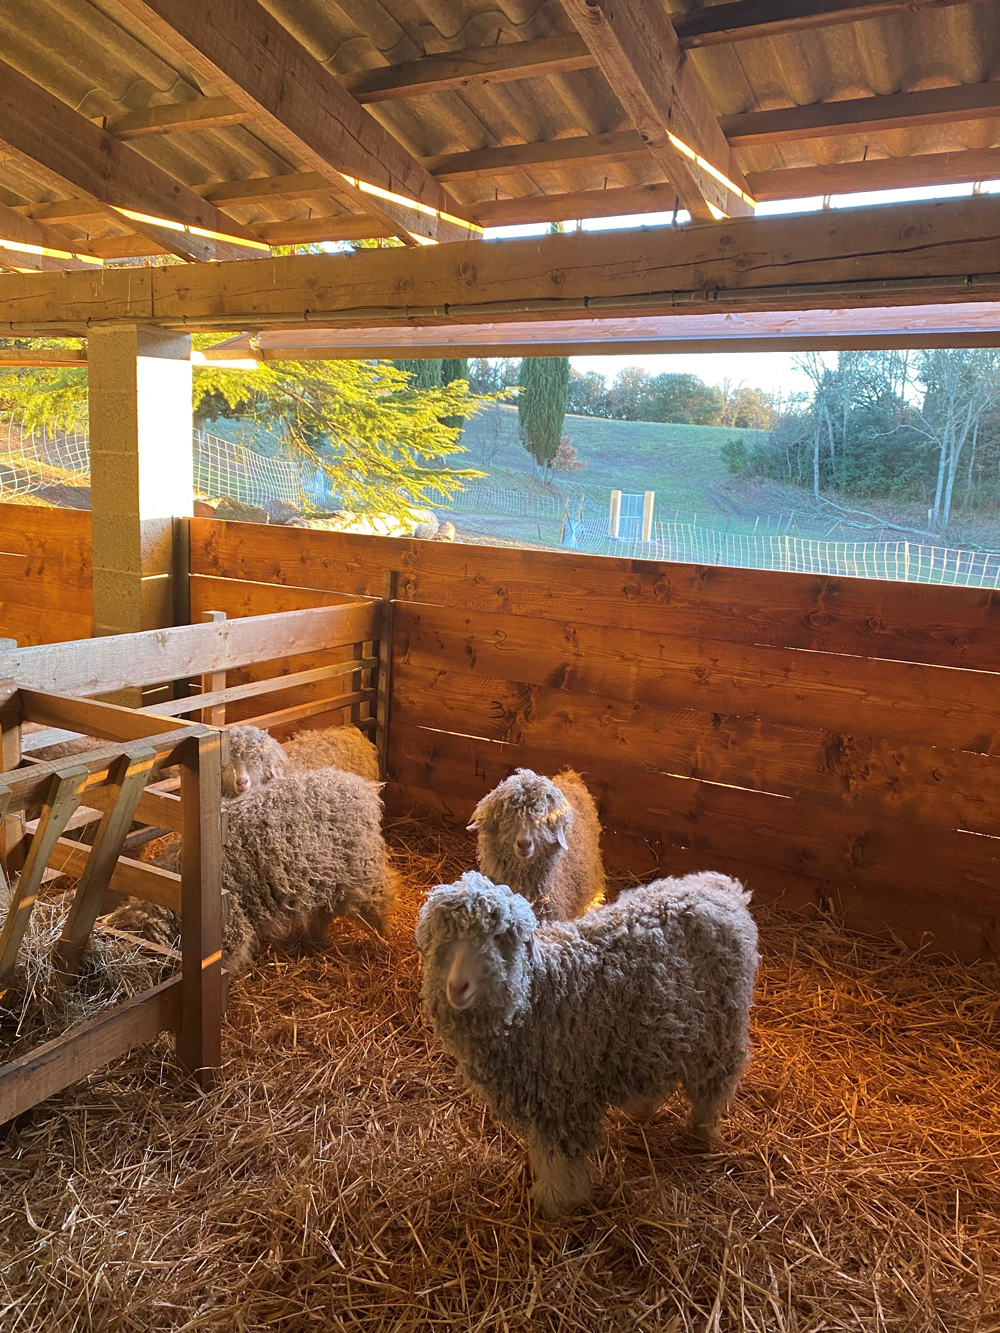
[0,593,388,1124]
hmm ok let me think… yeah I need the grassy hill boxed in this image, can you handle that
[458,404,757,514]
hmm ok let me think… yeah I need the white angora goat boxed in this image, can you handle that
[467,768,604,921]
[416,870,759,1217]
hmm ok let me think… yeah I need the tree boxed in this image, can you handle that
[517,356,570,479]
[642,373,724,425]
[391,359,443,390]
[468,358,521,394]
[917,350,1000,531]
[440,357,470,430]
[567,369,608,417]
[605,365,653,420]
[0,337,489,520]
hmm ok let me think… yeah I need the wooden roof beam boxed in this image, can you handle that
[0,60,269,263]
[470,182,679,227]
[562,0,754,219]
[3,196,999,334]
[0,199,104,272]
[342,34,598,103]
[672,0,991,48]
[723,80,1000,147]
[423,131,648,181]
[100,96,248,139]
[747,145,1000,199]
[111,0,479,246]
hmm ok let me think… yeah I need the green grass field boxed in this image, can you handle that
[459,404,755,514]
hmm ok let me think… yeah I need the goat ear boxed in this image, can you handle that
[556,825,569,850]
[466,821,478,831]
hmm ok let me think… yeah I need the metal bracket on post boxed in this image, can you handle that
[375,570,397,783]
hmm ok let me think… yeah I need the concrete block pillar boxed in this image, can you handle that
[87,324,193,638]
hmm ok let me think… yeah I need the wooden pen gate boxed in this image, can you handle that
[0,594,385,1122]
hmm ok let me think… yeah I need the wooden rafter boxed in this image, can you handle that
[562,0,753,219]
[0,60,269,263]
[722,81,1000,147]
[111,0,479,245]
[672,0,991,48]
[101,96,248,139]
[423,132,647,181]
[747,146,1000,199]
[341,34,598,103]
[470,182,679,227]
[3,196,999,334]
[0,199,103,272]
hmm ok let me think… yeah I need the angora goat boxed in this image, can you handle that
[223,724,288,796]
[282,725,379,781]
[108,769,394,973]
[468,768,604,921]
[416,870,759,1217]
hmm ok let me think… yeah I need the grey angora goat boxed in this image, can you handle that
[222,724,287,796]
[108,768,394,973]
[468,768,604,921]
[282,725,379,781]
[415,869,759,1217]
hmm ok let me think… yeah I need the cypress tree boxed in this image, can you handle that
[517,356,570,478]
[440,357,469,430]
[392,359,443,389]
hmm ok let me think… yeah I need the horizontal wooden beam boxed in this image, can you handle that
[200,301,1000,359]
[0,60,268,263]
[747,146,1000,200]
[470,181,679,227]
[0,347,86,366]
[196,172,337,206]
[3,195,1000,335]
[101,95,248,139]
[341,34,598,103]
[254,215,394,245]
[112,0,478,245]
[672,0,991,48]
[423,131,648,181]
[722,80,1000,147]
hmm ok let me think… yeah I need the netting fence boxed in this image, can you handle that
[0,420,320,509]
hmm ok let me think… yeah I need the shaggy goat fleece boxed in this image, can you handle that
[108,769,394,973]
[282,724,380,781]
[416,871,759,1180]
[222,724,288,796]
[470,768,604,920]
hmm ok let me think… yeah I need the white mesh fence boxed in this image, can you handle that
[0,420,309,508]
[0,418,90,499]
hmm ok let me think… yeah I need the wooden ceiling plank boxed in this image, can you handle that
[3,196,999,334]
[747,145,1000,199]
[111,0,479,245]
[423,131,648,181]
[470,181,678,226]
[0,60,268,263]
[723,81,1000,146]
[0,199,102,271]
[673,0,991,49]
[341,34,597,103]
[103,96,248,139]
[195,172,335,204]
[563,0,753,219]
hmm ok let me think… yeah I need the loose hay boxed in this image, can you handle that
[1,822,999,1332]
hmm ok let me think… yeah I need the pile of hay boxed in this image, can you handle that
[0,888,170,1062]
[1,822,999,1331]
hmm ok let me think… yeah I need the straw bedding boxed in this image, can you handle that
[1,821,999,1332]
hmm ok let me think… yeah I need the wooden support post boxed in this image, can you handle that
[0,679,21,882]
[177,728,224,1087]
[88,325,194,700]
[55,745,157,974]
[375,570,397,782]
[200,611,227,726]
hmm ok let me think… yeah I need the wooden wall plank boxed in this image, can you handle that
[0,504,93,644]
[390,660,1000,836]
[190,519,1000,670]
[393,602,1000,755]
[386,723,1000,956]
